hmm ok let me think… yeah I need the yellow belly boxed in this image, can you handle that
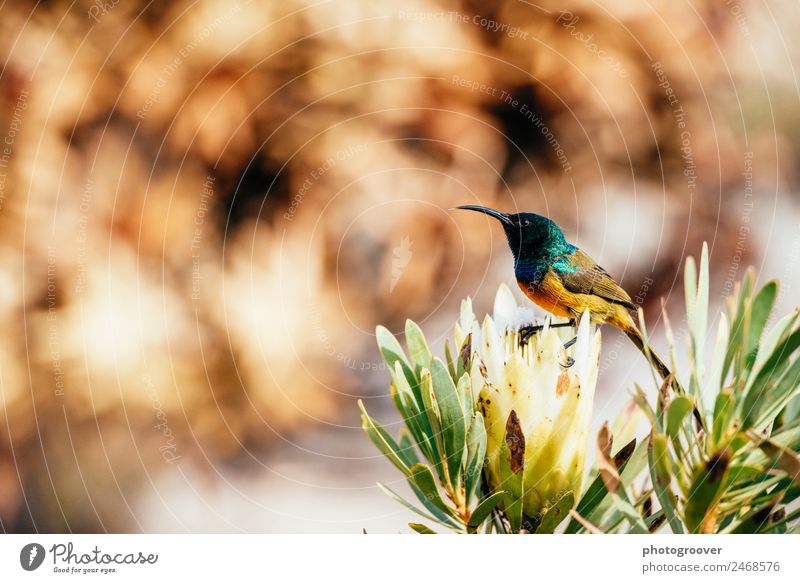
[517,271,633,329]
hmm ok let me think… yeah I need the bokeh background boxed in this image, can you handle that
[1,0,799,533]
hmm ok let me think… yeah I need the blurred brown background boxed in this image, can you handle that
[0,0,798,532]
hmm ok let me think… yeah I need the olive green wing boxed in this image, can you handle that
[554,249,636,310]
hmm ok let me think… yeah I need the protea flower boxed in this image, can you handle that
[457,284,602,531]
[362,282,602,533]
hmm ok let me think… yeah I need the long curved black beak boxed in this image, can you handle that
[455,205,513,226]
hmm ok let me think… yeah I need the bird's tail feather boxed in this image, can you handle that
[624,323,705,431]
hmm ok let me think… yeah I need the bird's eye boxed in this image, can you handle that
[519,218,530,227]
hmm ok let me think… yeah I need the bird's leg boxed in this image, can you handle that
[560,332,579,369]
[557,312,583,368]
[518,319,576,346]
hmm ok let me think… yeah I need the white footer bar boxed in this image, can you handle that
[1,534,797,582]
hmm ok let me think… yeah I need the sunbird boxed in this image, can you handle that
[456,205,671,379]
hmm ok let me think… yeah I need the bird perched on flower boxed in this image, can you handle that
[456,205,672,380]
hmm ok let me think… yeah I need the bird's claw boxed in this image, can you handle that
[518,325,543,346]
[559,336,577,367]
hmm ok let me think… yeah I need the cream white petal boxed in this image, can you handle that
[492,282,518,331]
[480,315,505,388]
[460,297,475,334]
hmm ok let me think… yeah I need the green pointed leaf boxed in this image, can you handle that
[408,523,438,534]
[405,320,433,374]
[409,463,457,518]
[377,483,455,529]
[620,438,648,488]
[456,372,473,418]
[389,380,426,458]
[758,503,800,533]
[741,327,800,429]
[376,325,415,385]
[685,244,709,384]
[419,369,446,481]
[430,358,468,486]
[685,449,731,533]
[744,281,778,371]
[722,269,754,383]
[379,325,425,426]
[444,339,456,379]
[564,486,605,534]
[398,428,420,467]
[565,438,644,533]
[769,420,800,453]
[389,359,414,401]
[754,312,799,371]
[610,492,648,534]
[581,440,647,532]
[466,491,504,533]
[723,463,765,487]
[666,396,694,442]
[406,480,462,528]
[648,433,684,533]
[754,357,800,431]
[749,434,800,485]
[726,496,783,534]
[698,242,710,331]
[536,490,574,534]
[390,362,436,462]
[464,412,487,505]
[684,256,698,332]
[712,389,734,448]
[359,400,411,477]
[645,510,667,533]
[786,393,800,425]
[505,496,523,533]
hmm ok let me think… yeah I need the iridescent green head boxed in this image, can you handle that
[456,205,569,263]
